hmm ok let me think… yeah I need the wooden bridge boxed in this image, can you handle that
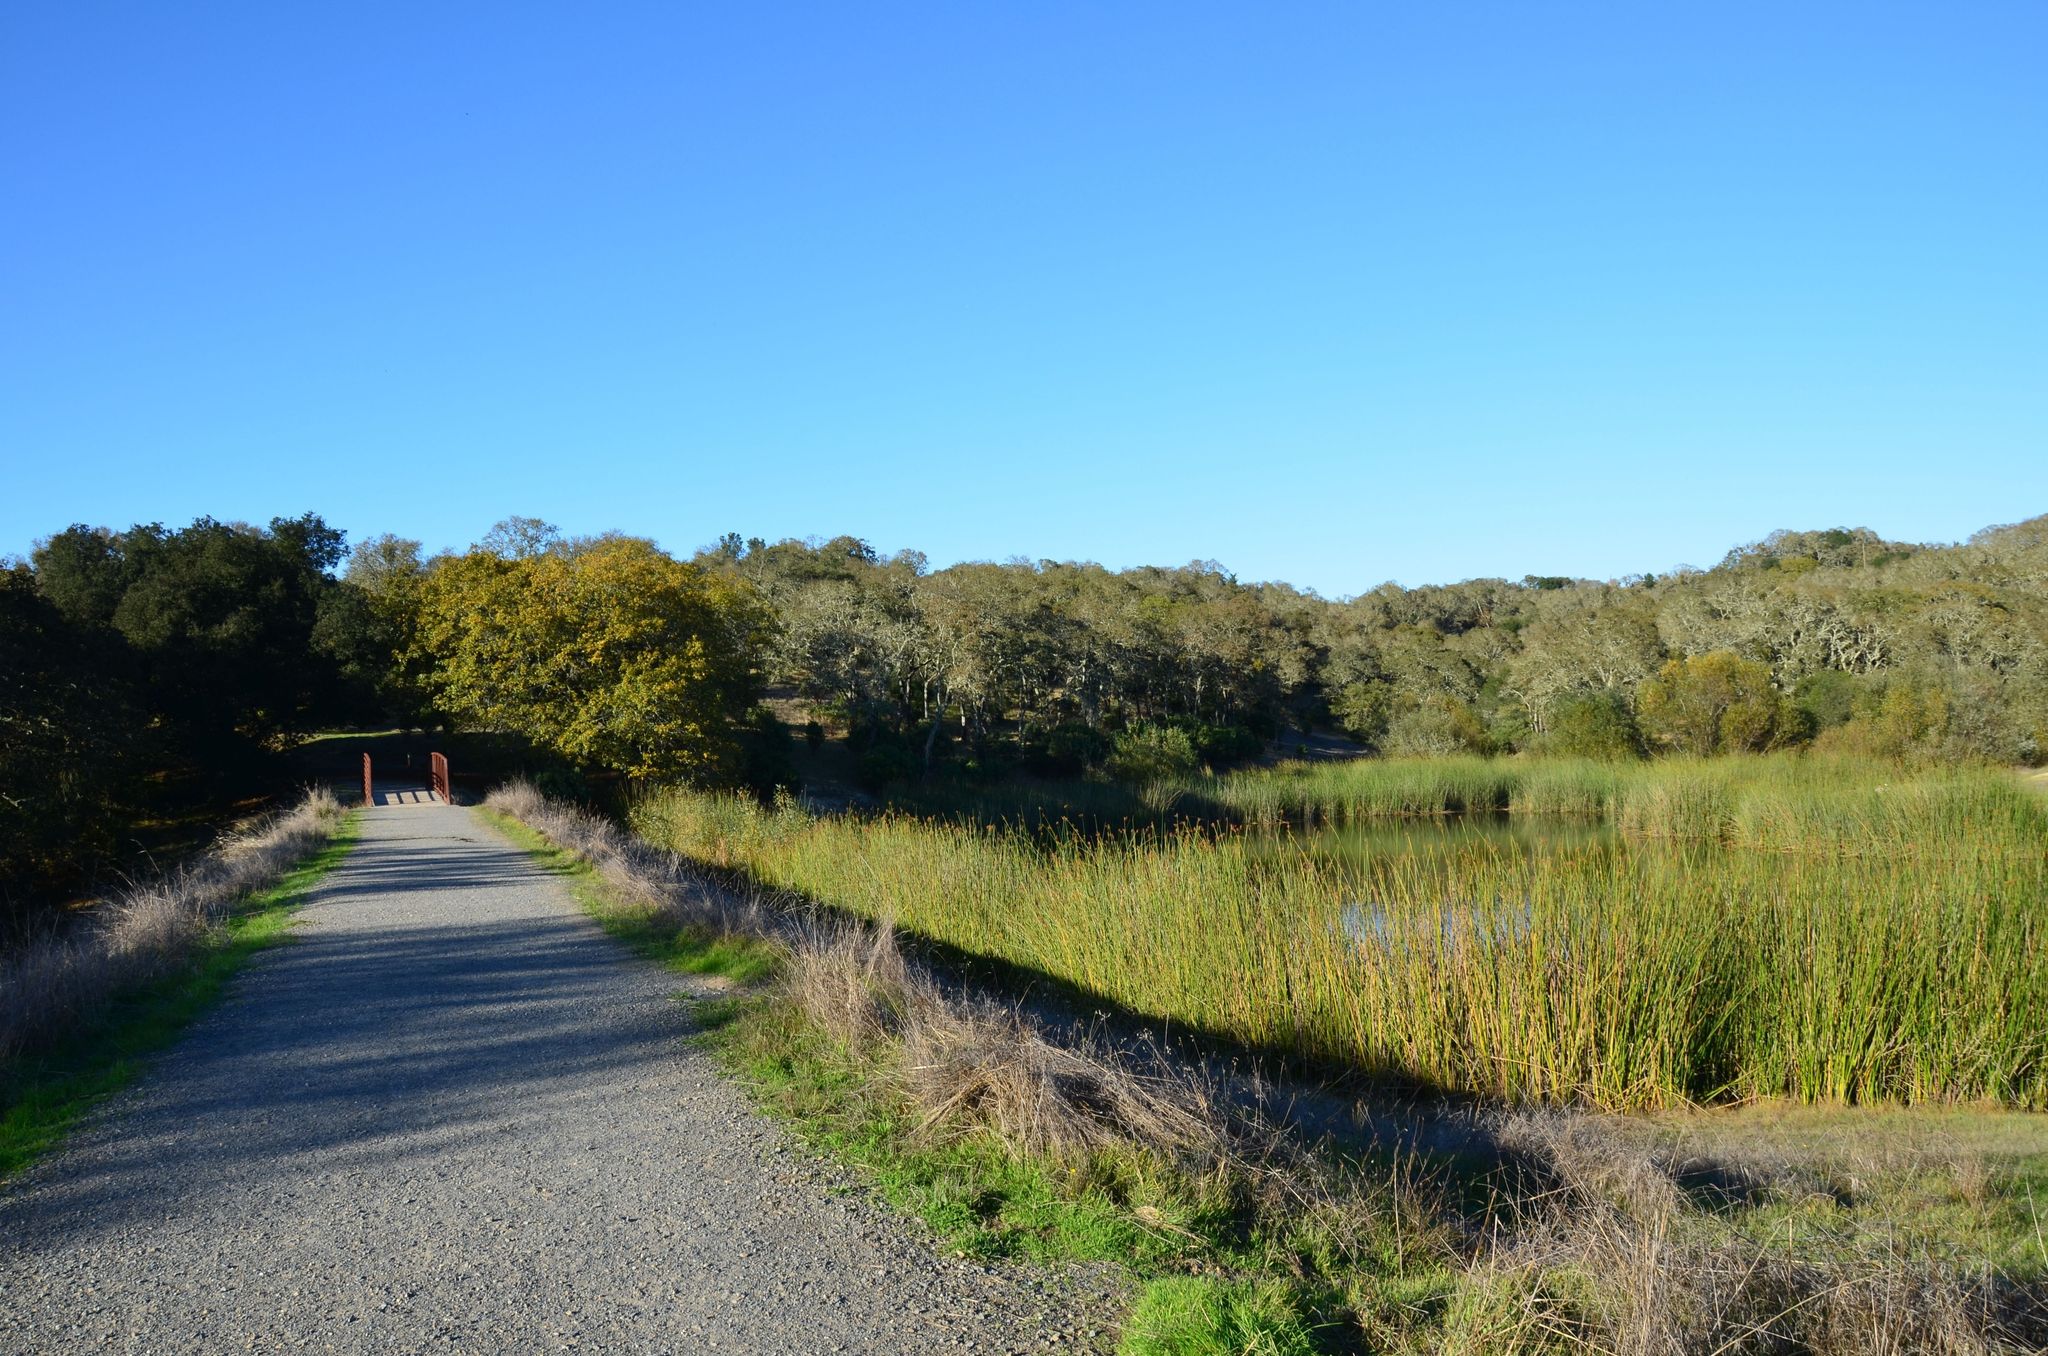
[361,750,453,806]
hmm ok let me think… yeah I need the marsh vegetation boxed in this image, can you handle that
[11,510,2048,926]
[634,755,2046,1112]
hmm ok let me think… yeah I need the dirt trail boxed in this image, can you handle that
[0,802,1113,1354]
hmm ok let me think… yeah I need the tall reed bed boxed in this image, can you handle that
[633,772,2048,1110]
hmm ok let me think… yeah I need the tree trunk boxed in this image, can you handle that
[922,701,946,772]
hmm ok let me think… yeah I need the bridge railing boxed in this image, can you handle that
[359,749,453,805]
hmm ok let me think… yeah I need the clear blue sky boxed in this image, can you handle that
[4,3,2043,592]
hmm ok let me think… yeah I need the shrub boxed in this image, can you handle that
[1540,691,1643,761]
[532,766,592,803]
[1330,680,1392,750]
[856,739,919,790]
[1638,652,1797,755]
[1381,697,1491,756]
[1183,722,1263,768]
[1792,670,1864,733]
[736,706,800,796]
[1104,724,1201,782]
[1025,722,1114,777]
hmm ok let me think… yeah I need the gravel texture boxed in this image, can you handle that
[0,803,1121,1354]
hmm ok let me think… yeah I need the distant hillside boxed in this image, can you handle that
[699,514,2048,771]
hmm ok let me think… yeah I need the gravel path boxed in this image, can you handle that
[0,803,1119,1354]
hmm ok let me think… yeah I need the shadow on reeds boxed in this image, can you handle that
[637,823,1500,1151]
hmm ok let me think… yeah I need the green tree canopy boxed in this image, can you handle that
[31,514,356,743]
[0,566,144,915]
[414,536,767,780]
[1637,652,1795,756]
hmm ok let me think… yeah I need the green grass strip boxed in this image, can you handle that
[708,996,1194,1268]
[1119,1276,1322,1356]
[0,813,361,1182]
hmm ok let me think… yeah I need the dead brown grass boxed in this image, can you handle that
[485,781,766,937]
[1487,1108,2044,1353]
[786,912,1225,1163]
[0,787,348,1062]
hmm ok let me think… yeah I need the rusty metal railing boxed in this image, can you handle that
[430,751,450,804]
[362,753,373,807]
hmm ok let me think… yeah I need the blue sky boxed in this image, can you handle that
[3,3,2043,592]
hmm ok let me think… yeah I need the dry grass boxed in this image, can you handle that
[0,787,349,1063]
[485,781,765,938]
[786,913,1225,1164]
[1482,1109,2044,1354]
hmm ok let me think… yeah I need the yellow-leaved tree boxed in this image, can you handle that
[415,534,766,781]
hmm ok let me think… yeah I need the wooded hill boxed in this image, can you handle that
[698,516,2048,778]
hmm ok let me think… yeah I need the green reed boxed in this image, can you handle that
[635,761,2048,1110]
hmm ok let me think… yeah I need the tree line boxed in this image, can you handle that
[700,518,2048,781]
[3,516,372,921]
[7,510,2045,916]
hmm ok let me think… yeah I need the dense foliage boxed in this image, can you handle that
[409,530,767,781]
[0,515,764,918]
[3,516,374,919]
[695,516,2048,779]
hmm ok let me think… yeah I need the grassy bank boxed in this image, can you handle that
[491,786,2031,1356]
[0,791,356,1179]
[635,761,2048,1110]
[496,782,2048,1352]
[718,997,2048,1352]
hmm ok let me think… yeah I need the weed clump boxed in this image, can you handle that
[787,914,1223,1165]
[1479,1109,2045,1353]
